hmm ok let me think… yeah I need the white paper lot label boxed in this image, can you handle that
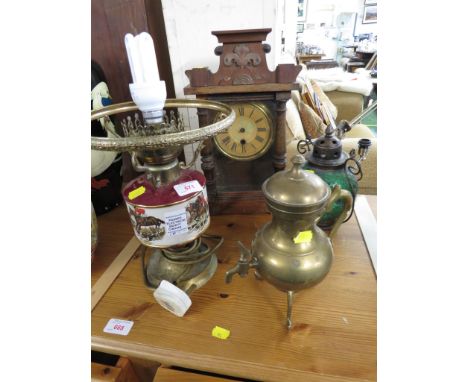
[103,318,134,336]
[173,180,203,197]
[165,209,188,236]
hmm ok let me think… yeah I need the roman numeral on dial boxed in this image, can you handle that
[231,142,237,152]
[255,135,264,143]
[222,136,231,145]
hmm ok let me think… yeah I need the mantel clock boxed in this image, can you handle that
[184,28,301,214]
[213,102,273,161]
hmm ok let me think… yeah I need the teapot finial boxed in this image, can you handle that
[292,154,306,166]
[291,155,306,178]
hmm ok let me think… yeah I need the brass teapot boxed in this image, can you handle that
[225,155,352,329]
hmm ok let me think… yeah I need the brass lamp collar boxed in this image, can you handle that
[91,99,235,152]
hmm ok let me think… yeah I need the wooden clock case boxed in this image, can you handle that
[184,28,301,214]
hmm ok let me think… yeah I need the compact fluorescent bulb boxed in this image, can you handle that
[137,32,160,82]
[125,32,166,124]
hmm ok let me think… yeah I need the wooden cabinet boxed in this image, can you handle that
[92,357,141,382]
[154,367,234,382]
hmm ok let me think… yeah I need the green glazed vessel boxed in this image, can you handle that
[302,162,358,228]
[298,126,371,230]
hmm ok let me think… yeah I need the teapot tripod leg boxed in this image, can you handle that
[286,291,294,329]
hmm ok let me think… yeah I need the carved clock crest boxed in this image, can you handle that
[223,44,262,84]
[184,28,301,215]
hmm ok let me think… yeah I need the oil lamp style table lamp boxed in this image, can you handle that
[91,32,235,317]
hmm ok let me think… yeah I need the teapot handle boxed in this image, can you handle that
[322,185,353,238]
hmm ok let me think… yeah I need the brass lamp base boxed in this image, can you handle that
[142,235,222,295]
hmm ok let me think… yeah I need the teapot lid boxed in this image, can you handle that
[262,155,330,208]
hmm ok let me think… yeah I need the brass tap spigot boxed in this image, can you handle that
[225,242,258,283]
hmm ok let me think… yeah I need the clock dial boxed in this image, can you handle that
[214,103,274,161]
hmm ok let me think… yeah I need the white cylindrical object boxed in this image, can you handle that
[124,34,137,83]
[137,32,160,82]
[125,33,143,83]
[153,280,192,317]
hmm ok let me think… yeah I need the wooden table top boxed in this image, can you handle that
[92,206,134,286]
[92,198,376,382]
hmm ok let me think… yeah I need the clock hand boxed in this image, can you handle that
[240,139,247,153]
